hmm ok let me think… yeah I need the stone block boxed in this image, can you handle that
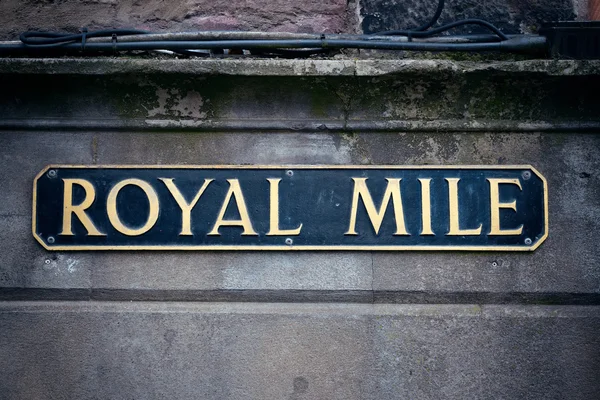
[359,0,578,34]
[0,0,349,40]
[1,130,599,299]
[0,302,598,399]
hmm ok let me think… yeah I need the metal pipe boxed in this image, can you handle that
[87,31,346,42]
[84,32,516,44]
[0,36,546,55]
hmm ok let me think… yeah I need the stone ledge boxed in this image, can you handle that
[2,118,600,132]
[0,58,599,76]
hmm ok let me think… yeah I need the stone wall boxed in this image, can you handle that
[0,0,590,40]
[0,58,599,398]
[1,2,599,399]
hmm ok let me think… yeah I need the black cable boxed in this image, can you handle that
[371,0,508,42]
[20,29,148,46]
[11,0,508,58]
[5,18,537,58]
[18,29,329,56]
[19,29,214,57]
[413,0,445,32]
[376,19,509,41]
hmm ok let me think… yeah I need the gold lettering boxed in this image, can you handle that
[345,178,409,236]
[60,178,105,236]
[487,178,523,236]
[208,179,257,236]
[419,178,434,235]
[160,178,213,236]
[107,179,160,236]
[266,178,303,236]
[446,178,482,236]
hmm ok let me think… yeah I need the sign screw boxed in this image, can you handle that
[285,238,293,245]
[522,171,531,180]
[524,238,532,245]
[47,236,55,244]
[286,170,294,177]
[47,170,57,179]
[44,259,51,265]
[491,261,498,267]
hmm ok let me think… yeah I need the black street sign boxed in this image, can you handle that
[33,165,547,251]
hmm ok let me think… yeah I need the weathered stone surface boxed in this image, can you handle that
[0,130,370,298]
[2,59,600,125]
[94,132,353,164]
[0,214,91,292]
[0,0,349,40]
[0,60,599,301]
[1,129,599,300]
[360,0,578,35]
[89,251,373,292]
[0,302,598,399]
[361,132,600,297]
[0,43,598,400]
[0,132,93,216]
[0,131,94,293]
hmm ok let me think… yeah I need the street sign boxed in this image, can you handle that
[33,165,547,251]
